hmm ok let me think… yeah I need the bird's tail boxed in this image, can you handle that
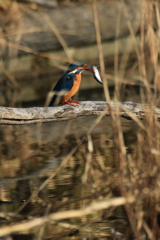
[44,91,59,107]
[48,94,58,107]
[46,90,67,107]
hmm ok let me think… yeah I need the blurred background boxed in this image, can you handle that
[0,0,155,107]
[0,0,160,240]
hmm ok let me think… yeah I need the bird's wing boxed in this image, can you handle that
[48,73,75,106]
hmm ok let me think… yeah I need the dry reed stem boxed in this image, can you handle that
[122,0,150,103]
[122,0,141,60]
[82,134,93,184]
[0,38,72,62]
[92,0,138,235]
[1,67,20,90]
[39,10,72,61]
[143,222,155,240]
[139,1,152,105]
[37,204,52,240]
[2,27,82,37]
[116,2,145,237]
[114,0,122,100]
[146,1,158,91]
[92,0,110,102]
[16,145,80,214]
[105,73,154,88]
[0,196,135,237]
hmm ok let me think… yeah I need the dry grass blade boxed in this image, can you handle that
[39,11,72,61]
[92,0,110,102]
[16,146,79,214]
[122,0,141,61]
[0,38,72,62]
[0,196,135,237]
[2,27,82,37]
[105,73,154,89]
[114,0,122,100]
[37,204,52,240]
[1,67,20,90]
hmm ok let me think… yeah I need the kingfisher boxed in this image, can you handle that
[48,62,95,107]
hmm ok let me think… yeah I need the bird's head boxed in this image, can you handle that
[67,62,93,73]
[67,62,102,84]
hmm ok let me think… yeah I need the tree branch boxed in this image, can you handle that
[0,101,160,125]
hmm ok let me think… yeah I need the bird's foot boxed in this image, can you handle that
[64,100,75,106]
[69,99,80,104]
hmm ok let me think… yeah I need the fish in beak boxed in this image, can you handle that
[81,64,103,84]
[92,66,103,84]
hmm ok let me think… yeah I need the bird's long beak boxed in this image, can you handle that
[82,64,94,71]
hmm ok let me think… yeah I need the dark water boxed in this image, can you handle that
[0,88,140,240]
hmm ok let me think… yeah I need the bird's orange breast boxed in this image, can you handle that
[59,74,81,103]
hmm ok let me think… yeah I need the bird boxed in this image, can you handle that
[48,62,94,107]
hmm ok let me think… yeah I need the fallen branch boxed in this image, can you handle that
[0,101,160,125]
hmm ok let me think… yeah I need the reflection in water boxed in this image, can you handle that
[0,115,139,239]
